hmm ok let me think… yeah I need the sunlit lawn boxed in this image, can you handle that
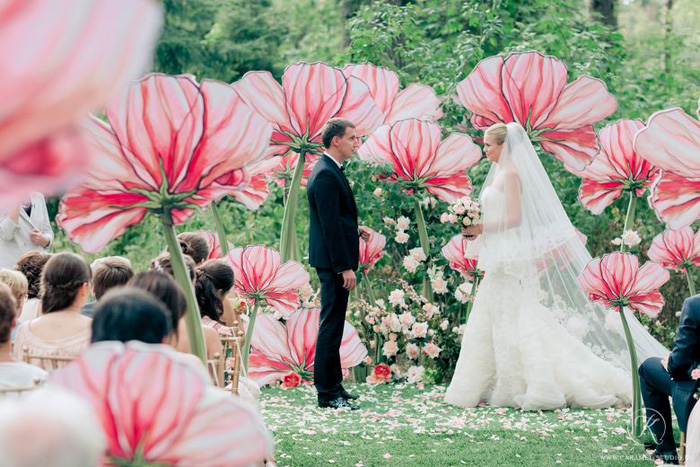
[260,384,662,466]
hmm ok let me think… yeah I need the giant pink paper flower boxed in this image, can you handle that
[358,119,482,202]
[269,151,321,188]
[578,252,670,318]
[233,62,384,160]
[359,227,386,272]
[635,108,700,229]
[648,227,700,273]
[578,119,659,214]
[57,74,271,253]
[194,230,233,260]
[442,235,481,278]
[225,245,310,317]
[344,63,442,124]
[0,0,162,208]
[247,307,367,386]
[456,51,617,171]
[50,341,272,466]
[225,158,277,210]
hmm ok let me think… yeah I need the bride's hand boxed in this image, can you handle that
[462,224,482,239]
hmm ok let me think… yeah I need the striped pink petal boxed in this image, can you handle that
[50,342,272,465]
[648,227,700,271]
[578,119,658,214]
[648,171,700,230]
[0,0,161,207]
[456,55,513,129]
[635,108,700,179]
[442,235,479,276]
[359,228,386,270]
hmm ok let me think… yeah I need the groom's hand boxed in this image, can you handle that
[341,270,356,291]
[359,226,371,242]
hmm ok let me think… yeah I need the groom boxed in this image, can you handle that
[307,118,370,410]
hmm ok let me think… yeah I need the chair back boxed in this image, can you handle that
[21,345,75,371]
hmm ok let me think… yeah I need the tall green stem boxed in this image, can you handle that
[280,149,305,262]
[242,304,259,372]
[463,276,481,324]
[685,269,697,296]
[210,201,230,256]
[161,213,207,364]
[363,271,377,305]
[414,200,433,300]
[619,306,643,438]
[620,193,638,253]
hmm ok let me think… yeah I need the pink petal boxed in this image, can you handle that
[501,51,568,128]
[431,132,482,176]
[578,178,625,215]
[539,125,599,171]
[359,228,387,270]
[249,312,294,363]
[441,235,478,275]
[648,171,700,229]
[335,75,384,137]
[633,261,671,295]
[231,71,292,132]
[648,227,700,271]
[286,308,321,370]
[344,63,400,117]
[540,76,617,130]
[384,83,443,124]
[456,55,513,128]
[340,320,368,368]
[635,107,700,179]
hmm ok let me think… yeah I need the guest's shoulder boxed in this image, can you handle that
[684,294,700,312]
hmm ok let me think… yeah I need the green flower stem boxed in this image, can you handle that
[363,270,377,305]
[375,332,383,364]
[414,199,433,300]
[242,304,259,372]
[161,212,207,364]
[463,276,481,324]
[619,305,643,438]
[210,201,230,256]
[685,269,697,296]
[620,193,638,253]
[280,149,305,262]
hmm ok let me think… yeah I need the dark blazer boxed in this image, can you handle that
[307,154,359,273]
[667,294,700,431]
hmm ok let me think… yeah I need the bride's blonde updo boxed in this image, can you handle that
[484,123,507,145]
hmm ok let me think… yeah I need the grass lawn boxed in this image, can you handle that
[260,384,662,467]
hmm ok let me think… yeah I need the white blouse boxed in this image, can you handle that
[0,192,53,268]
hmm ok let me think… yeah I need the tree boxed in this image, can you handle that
[591,0,618,27]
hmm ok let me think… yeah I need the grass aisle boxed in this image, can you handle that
[260,384,656,467]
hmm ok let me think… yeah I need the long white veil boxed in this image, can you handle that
[472,122,667,373]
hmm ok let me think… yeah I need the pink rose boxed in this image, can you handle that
[282,372,302,389]
[692,369,700,380]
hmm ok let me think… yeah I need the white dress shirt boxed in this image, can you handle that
[0,193,53,268]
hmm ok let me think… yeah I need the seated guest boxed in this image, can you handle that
[150,252,196,282]
[0,269,28,317]
[0,283,47,389]
[81,257,134,318]
[639,294,700,465]
[195,259,236,330]
[178,232,210,265]
[0,389,105,467]
[91,287,172,344]
[127,271,223,363]
[14,251,50,322]
[12,253,92,370]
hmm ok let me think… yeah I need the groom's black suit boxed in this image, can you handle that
[639,294,700,454]
[307,153,360,402]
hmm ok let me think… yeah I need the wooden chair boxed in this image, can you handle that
[220,309,246,396]
[207,351,226,387]
[21,346,74,371]
[0,376,42,398]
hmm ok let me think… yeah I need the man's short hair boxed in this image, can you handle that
[92,259,134,300]
[321,118,355,149]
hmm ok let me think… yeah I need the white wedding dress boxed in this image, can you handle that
[444,123,668,411]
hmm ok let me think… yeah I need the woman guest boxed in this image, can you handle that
[12,253,92,370]
[0,193,53,268]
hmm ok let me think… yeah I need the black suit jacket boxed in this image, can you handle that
[667,294,700,431]
[307,154,359,273]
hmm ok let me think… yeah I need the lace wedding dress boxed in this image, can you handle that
[444,123,668,411]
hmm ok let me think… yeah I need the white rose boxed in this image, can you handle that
[388,289,406,307]
[407,365,425,384]
[411,322,429,339]
[462,216,472,226]
[611,237,623,246]
[383,216,396,226]
[399,312,416,327]
[621,230,641,247]
[402,255,420,273]
[405,343,420,360]
[396,216,411,231]
[448,214,458,224]
[440,213,450,224]
[375,299,386,308]
[423,342,442,359]
[409,247,427,262]
[373,187,383,197]
[382,340,399,358]
[440,319,449,331]
[453,204,466,215]
[395,231,409,244]
[431,278,448,294]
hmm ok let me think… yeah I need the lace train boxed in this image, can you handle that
[444,269,632,410]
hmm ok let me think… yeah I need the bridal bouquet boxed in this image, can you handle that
[441,196,481,228]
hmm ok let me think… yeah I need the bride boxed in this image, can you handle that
[444,122,668,410]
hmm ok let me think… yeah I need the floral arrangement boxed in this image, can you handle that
[441,196,482,228]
